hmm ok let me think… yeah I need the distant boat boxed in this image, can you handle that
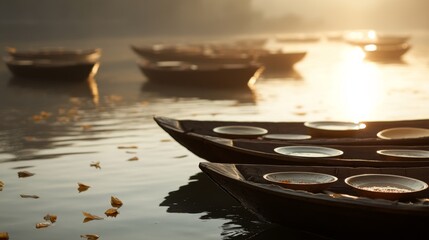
[256,51,307,70]
[4,57,100,80]
[363,43,411,61]
[6,47,101,62]
[4,47,101,80]
[344,31,410,47]
[275,34,321,43]
[130,44,253,64]
[137,61,264,88]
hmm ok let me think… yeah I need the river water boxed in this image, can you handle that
[1,32,429,239]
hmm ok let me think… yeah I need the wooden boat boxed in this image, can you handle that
[199,162,429,238]
[4,57,100,80]
[130,44,253,64]
[154,116,429,167]
[6,47,101,62]
[138,61,264,88]
[256,51,307,70]
[363,43,411,61]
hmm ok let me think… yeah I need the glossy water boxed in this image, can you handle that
[1,32,429,239]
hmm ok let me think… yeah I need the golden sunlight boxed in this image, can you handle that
[336,48,382,122]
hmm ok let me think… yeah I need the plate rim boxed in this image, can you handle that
[263,171,338,185]
[376,149,429,159]
[213,125,268,136]
[304,121,365,131]
[376,127,429,140]
[273,145,344,158]
[262,133,312,140]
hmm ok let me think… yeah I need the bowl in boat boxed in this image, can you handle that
[304,121,366,138]
[345,174,428,200]
[263,171,338,192]
[377,149,429,161]
[274,146,343,158]
[377,127,429,140]
[213,125,268,139]
[262,134,311,141]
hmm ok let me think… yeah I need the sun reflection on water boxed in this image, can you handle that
[336,47,382,122]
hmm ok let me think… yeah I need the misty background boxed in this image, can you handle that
[1,0,429,41]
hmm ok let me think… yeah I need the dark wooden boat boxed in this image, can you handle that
[154,116,429,167]
[363,43,411,61]
[256,51,307,70]
[4,58,100,80]
[130,44,253,64]
[138,61,264,88]
[6,47,101,62]
[199,162,429,238]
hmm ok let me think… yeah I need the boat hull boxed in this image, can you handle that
[200,162,429,238]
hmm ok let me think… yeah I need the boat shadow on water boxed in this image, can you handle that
[159,172,331,240]
[140,81,257,104]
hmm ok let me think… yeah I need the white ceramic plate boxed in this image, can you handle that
[274,146,343,158]
[304,121,366,131]
[345,174,428,200]
[213,125,268,138]
[377,149,429,160]
[262,134,311,141]
[263,171,338,192]
[377,127,429,140]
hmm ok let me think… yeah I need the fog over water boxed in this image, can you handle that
[1,0,428,41]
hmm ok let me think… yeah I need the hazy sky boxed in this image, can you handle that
[252,0,429,31]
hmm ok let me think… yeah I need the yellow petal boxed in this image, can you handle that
[127,156,139,161]
[78,183,91,193]
[104,208,119,217]
[90,161,101,169]
[44,214,57,223]
[111,196,123,208]
[18,171,35,178]
[80,234,100,240]
[20,194,40,199]
[82,212,103,222]
[35,221,51,229]
[0,232,9,240]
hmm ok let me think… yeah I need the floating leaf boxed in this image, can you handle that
[20,194,40,199]
[117,145,138,149]
[90,161,101,169]
[127,156,139,161]
[0,232,9,240]
[35,221,51,229]
[174,155,188,159]
[18,171,35,178]
[78,183,91,193]
[111,196,123,208]
[82,212,103,223]
[104,208,119,217]
[160,139,172,142]
[44,214,57,223]
[80,234,99,240]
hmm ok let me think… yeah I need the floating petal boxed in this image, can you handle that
[104,208,119,217]
[18,171,35,178]
[20,194,39,199]
[127,156,139,161]
[111,196,123,208]
[78,183,91,193]
[35,221,51,229]
[44,214,57,223]
[80,234,100,240]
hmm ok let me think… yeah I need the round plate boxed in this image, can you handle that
[263,171,338,192]
[345,174,428,200]
[304,121,366,137]
[213,125,268,139]
[262,134,311,141]
[274,146,343,158]
[377,149,429,160]
[377,127,429,140]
